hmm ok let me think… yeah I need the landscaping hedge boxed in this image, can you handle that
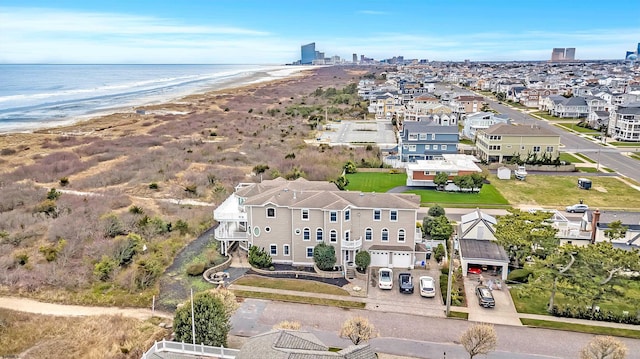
[551,305,640,325]
[507,269,532,284]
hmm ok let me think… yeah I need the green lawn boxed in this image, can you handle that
[630,153,640,161]
[231,290,365,309]
[574,153,596,163]
[488,174,640,209]
[554,123,600,134]
[405,185,509,207]
[521,319,640,339]
[345,172,407,192]
[575,166,599,173]
[234,275,349,296]
[532,111,565,121]
[459,138,475,146]
[610,142,640,147]
[559,153,584,163]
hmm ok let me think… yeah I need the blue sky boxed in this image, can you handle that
[1,0,639,64]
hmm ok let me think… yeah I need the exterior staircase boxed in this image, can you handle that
[345,266,356,279]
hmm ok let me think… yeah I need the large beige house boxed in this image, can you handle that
[475,123,560,163]
[214,178,422,269]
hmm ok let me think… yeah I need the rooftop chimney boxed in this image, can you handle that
[591,209,600,244]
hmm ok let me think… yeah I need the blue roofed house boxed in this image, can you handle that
[399,122,459,162]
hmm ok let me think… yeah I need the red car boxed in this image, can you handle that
[467,266,482,275]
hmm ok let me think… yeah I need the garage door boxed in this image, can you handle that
[370,251,389,267]
[391,252,412,269]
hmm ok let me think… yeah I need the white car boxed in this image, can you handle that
[419,276,436,298]
[566,204,589,213]
[378,268,393,290]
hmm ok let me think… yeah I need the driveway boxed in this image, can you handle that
[464,273,522,326]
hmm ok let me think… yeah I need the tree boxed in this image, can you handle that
[480,103,491,112]
[343,161,357,174]
[252,164,269,175]
[332,176,349,190]
[470,173,485,191]
[429,215,454,242]
[46,188,61,200]
[580,336,627,359]
[355,251,371,271]
[604,220,628,242]
[428,204,445,217]
[313,242,337,270]
[433,172,449,190]
[173,290,235,347]
[495,209,558,268]
[496,92,506,101]
[248,245,272,269]
[339,316,378,345]
[460,323,498,359]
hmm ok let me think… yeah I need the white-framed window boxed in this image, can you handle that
[316,228,323,241]
[390,210,398,221]
[266,207,276,218]
[419,133,427,140]
[344,230,350,241]
[306,247,314,258]
[424,144,430,150]
[431,133,436,140]
[270,244,277,256]
[408,145,416,151]
[442,145,447,150]
[253,227,260,237]
[533,146,541,153]
[301,209,309,220]
[373,209,381,221]
[433,144,439,150]
[365,228,373,241]
[382,228,389,242]
[283,244,290,256]
[294,228,301,235]
[303,228,310,241]
[398,229,406,242]
[408,133,418,141]
[265,226,271,233]
[546,146,554,152]
[330,230,337,242]
[345,209,350,221]
[330,211,337,222]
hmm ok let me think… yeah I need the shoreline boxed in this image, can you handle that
[0,65,318,136]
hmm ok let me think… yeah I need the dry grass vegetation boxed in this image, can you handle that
[0,66,385,306]
[0,308,169,358]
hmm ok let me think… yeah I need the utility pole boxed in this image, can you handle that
[190,288,196,345]
[445,234,456,316]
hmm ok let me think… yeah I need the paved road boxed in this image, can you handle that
[230,298,640,359]
[465,88,640,182]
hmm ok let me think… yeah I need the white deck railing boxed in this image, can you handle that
[141,339,239,359]
[341,237,363,250]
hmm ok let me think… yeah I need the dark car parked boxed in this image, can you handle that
[398,272,414,294]
[476,285,495,308]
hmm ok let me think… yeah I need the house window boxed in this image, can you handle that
[316,228,323,241]
[373,209,381,221]
[270,244,277,256]
[533,146,541,153]
[301,209,309,220]
[345,209,350,221]
[330,211,337,222]
[419,133,427,140]
[283,244,290,256]
[266,208,276,218]
[546,146,554,152]
[408,145,416,151]
[253,227,261,237]
[424,144,430,150]
[442,145,447,150]
[330,230,337,242]
[390,210,398,221]
[303,228,310,241]
[408,133,418,141]
[265,226,271,233]
[398,229,406,243]
[431,133,436,140]
[344,230,350,241]
[521,145,525,150]
[382,228,389,242]
[433,144,439,150]
[365,228,373,241]
[306,247,314,258]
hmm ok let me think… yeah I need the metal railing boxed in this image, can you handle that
[141,339,239,359]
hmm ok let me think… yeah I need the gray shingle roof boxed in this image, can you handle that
[484,123,557,136]
[402,121,458,134]
[459,239,509,262]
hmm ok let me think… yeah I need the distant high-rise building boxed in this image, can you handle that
[353,53,358,63]
[317,51,325,60]
[565,48,575,60]
[551,48,565,62]
[301,43,316,64]
[637,42,640,56]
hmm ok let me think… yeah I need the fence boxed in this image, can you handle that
[141,339,239,359]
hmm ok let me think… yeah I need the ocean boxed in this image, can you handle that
[0,64,304,133]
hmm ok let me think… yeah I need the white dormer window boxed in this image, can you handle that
[408,133,418,141]
[301,209,309,220]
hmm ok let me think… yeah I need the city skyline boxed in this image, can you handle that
[1,0,640,64]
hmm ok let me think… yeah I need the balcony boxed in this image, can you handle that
[341,237,363,250]
[214,226,249,240]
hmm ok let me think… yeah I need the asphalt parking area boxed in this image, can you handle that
[464,273,522,326]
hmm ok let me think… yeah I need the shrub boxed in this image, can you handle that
[355,251,371,271]
[59,177,69,186]
[187,262,206,276]
[434,243,445,263]
[15,253,29,266]
[507,269,532,283]
[149,182,159,190]
[94,255,117,281]
[46,188,61,200]
[313,242,337,270]
[248,246,272,269]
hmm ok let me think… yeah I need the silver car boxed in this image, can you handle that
[566,204,589,213]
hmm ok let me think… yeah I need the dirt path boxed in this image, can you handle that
[0,296,172,320]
